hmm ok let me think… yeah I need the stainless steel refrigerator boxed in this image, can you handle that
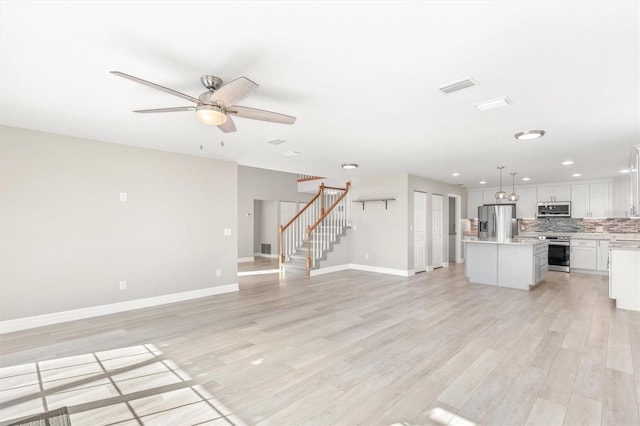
[478,203,518,241]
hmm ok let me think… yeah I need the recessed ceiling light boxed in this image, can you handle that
[475,97,511,111]
[620,169,631,174]
[562,160,574,165]
[522,177,531,181]
[515,130,545,140]
[572,173,582,177]
[342,163,358,170]
[479,181,487,184]
[283,150,299,157]
[452,172,460,177]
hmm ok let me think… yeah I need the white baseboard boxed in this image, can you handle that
[0,283,239,334]
[238,257,255,263]
[253,253,279,259]
[443,262,450,268]
[310,264,412,277]
[310,264,351,276]
[426,266,434,272]
[350,264,412,277]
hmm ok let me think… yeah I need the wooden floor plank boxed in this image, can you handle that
[0,265,636,425]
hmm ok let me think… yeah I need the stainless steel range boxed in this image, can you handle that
[539,235,570,272]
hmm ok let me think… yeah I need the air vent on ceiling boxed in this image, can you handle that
[439,77,477,94]
[267,139,286,145]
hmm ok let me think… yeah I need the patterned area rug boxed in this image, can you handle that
[7,407,71,426]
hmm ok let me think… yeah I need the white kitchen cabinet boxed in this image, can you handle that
[597,240,609,271]
[483,190,498,204]
[613,176,631,218]
[609,247,640,311]
[515,187,537,218]
[571,182,610,218]
[537,185,571,202]
[570,239,597,270]
[467,191,483,218]
[465,240,548,290]
[630,145,639,217]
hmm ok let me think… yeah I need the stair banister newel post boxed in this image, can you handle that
[320,183,325,216]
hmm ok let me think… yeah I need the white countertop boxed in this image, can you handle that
[518,232,640,241]
[610,243,640,250]
[464,238,548,246]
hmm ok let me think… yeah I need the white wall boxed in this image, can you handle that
[237,166,301,259]
[349,174,409,271]
[256,200,278,255]
[0,126,238,321]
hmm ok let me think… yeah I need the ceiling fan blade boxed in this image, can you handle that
[111,71,201,104]
[217,116,237,133]
[227,105,296,124]
[212,77,258,106]
[133,106,196,113]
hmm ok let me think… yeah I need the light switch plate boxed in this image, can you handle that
[224,228,232,236]
[119,192,127,202]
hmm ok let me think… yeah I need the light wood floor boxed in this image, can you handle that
[1,264,640,425]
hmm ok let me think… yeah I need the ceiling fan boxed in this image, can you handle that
[110,71,296,133]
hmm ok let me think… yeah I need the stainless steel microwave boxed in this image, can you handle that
[536,202,571,218]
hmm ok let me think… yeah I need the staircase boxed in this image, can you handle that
[280,182,351,275]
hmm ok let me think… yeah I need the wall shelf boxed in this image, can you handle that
[353,198,396,210]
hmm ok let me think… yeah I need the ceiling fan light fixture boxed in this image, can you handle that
[195,105,227,126]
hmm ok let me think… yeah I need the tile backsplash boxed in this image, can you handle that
[518,218,640,233]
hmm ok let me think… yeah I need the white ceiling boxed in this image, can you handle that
[1,1,638,188]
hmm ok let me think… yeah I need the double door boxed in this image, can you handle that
[413,192,445,272]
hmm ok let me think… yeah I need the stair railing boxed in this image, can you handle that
[306,182,351,274]
[279,182,351,273]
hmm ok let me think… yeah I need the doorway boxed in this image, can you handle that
[432,194,444,269]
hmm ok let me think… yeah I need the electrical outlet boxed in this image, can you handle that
[365,253,369,260]
[224,228,232,236]
[216,269,222,277]
[119,281,127,290]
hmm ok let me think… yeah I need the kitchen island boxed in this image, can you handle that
[464,238,549,290]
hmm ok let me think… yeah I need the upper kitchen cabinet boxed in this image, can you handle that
[631,145,640,217]
[537,185,571,202]
[571,182,610,218]
[515,187,537,218]
[467,190,512,218]
[613,176,631,218]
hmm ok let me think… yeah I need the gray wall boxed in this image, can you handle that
[254,200,278,255]
[0,126,238,321]
[349,174,409,271]
[237,166,302,259]
[408,174,467,269]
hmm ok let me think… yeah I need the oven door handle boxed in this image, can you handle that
[549,242,570,246]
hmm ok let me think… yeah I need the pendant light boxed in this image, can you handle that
[508,172,520,202]
[495,166,507,201]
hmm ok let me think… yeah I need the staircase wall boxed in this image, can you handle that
[237,166,302,260]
